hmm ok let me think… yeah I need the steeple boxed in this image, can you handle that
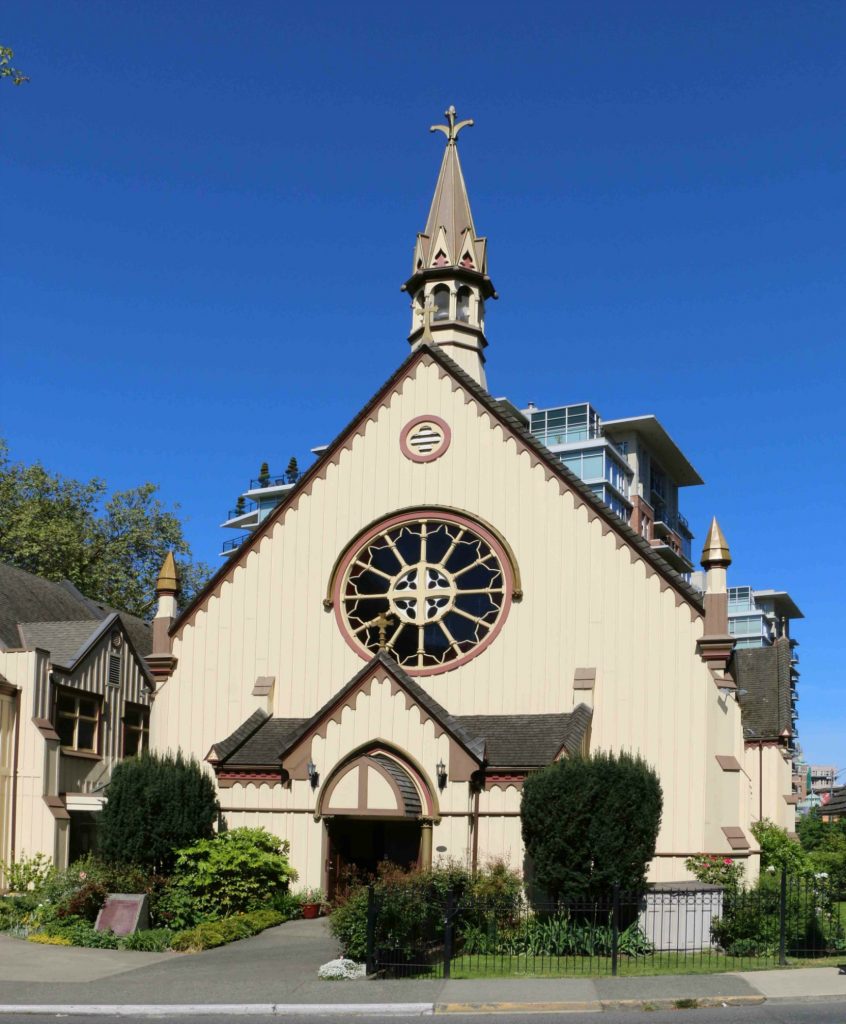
[402,106,497,387]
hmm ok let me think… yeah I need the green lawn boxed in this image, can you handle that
[445,952,846,979]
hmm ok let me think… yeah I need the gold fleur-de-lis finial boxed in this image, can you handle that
[430,105,474,145]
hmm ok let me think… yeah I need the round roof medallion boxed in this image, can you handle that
[110,631,123,649]
[400,414,451,463]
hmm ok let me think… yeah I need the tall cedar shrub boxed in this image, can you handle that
[99,752,219,872]
[521,751,662,900]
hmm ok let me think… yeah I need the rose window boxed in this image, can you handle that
[335,513,511,673]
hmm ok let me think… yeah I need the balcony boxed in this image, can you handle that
[220,535,249,558]
[649,538,694,575]
[220,500,260,531]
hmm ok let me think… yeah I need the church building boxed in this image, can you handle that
[149,108,760,894]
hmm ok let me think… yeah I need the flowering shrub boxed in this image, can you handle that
[684,854,744,889]
[0,852,55,892]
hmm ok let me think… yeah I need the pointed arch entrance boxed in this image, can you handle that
[318,745,437,900]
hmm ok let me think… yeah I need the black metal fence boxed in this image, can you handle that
[364,873,846,978]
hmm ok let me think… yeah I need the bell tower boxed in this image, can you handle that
[402,106,497,386]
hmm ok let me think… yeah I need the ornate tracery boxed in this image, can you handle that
[334,511,513,674]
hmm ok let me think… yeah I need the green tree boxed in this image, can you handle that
[0,440,211,617]
[99,751,219,872]
[234,494,246,516]
[257,461,270,488]
[1,45,28,86]
[751,818,809,875]
[285,456,300,484]
[521,751,663,900]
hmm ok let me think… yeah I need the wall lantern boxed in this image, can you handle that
[436,759,447,791]
[307,760,319,789]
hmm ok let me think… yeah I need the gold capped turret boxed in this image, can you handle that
[700,517,732,569]
[156,551,180,595]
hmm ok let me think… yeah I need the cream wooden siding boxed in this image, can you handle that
[0,650,57,864]
[153,356,752,882]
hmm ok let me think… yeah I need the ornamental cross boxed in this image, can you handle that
[373,610,395,650]
[430,105,473,144]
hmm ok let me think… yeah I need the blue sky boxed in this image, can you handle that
[3,2,844,767]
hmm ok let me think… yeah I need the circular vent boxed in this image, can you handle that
[400,415,451,463]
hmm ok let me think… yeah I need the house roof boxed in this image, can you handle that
[0,562,152,667]
[211,653,593,772]
[825,786,846,816]
[174,345,704,634]
[733,636,794,741]
[456,704,592,768]
[17,621,104,668]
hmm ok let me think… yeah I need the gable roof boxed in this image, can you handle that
[733,637,794,741]
[0,562,152,657]
[825,786,846,817]
[210,651,486,769]
[211,692,593,772]
[174,346,703,633]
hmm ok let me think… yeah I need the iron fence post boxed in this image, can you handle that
[778,868,787,966]
[443,886,455,979]
[611,882,620,977]
[366,884,377,976]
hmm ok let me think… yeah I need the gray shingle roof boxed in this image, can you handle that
[17,621,103,668]
[0,562,151,659]
[457,704,593,767]
[211,652,485,768]
[212,662,593,772]
[733,637,794,741]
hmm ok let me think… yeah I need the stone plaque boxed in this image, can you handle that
[95,893,149,936]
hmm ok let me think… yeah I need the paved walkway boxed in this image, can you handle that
[0,922,844,1012]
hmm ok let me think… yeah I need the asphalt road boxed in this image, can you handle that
[2,1001,846,1024]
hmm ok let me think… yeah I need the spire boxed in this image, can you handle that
[156,551,180,595]
[701,517,732,569]
[402,106,497,387]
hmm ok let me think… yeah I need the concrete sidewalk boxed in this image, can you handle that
[0,922,844,1014]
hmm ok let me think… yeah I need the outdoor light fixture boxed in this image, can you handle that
[436,759,447,790]
[307,760,318,788]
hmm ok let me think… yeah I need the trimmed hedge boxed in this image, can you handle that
[170,909,285,952]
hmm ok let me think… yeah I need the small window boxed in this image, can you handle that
[55,689,100,754]
[432,286,450,321]
[122,703,150,757]
[456,287,472,323]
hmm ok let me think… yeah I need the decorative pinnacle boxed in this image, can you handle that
[156,551,180,594]
[700,517,732,569]
[430,105,473,145]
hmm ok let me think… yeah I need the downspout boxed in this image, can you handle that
[471,783,480,874]
[759,742,763,822]
[10,689,21,864]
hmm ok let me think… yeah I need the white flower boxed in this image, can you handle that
[317,958,367,981]
[766,865,776,874]
[814,872,829,880]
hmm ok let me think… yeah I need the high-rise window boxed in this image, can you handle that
[456,286,472,323]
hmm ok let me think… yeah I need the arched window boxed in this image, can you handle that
[432,286,450,322]
[456,287,472,323]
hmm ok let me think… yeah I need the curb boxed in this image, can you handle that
[434,996,766,1014]
[0,1006,435,1018]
